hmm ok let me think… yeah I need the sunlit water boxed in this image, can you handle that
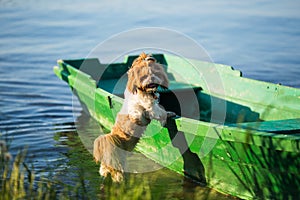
[0,0,299,199]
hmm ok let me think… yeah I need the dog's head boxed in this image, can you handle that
[127,53,169,95]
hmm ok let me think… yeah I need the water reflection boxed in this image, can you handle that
[52,111,235,199]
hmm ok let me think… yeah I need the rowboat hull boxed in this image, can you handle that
[54,54,300,199]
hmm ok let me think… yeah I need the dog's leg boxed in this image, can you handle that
[100,163,110,177]
[128,105,144,120]
[99,163,124,182]
[147,103,168,125]
[110,168,124,182]
[93,134,125,182]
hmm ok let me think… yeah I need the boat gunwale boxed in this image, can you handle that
[54,56,300,153]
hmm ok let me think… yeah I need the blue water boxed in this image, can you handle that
[0,0,299,199]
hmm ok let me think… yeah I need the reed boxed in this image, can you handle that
[0,140,57,199]
[0,136,155,200]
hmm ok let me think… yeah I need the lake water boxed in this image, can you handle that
[0,0,299,199]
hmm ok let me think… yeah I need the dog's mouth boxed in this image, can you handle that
[146,83,159,89]
[138,83,168,100]
[139,83,160,99]
[144,83,160,93]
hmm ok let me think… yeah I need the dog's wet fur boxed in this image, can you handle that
[93,53,171,182]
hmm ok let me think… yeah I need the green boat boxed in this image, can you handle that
[53,54,300,199]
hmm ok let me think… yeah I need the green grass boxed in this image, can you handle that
[0,140,57,199]
[0,137,156,200]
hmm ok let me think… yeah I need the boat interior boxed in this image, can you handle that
[62,55,300,134]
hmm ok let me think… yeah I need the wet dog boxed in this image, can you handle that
[93,53,170,182]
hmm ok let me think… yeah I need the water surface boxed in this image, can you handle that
[0,0,299,199]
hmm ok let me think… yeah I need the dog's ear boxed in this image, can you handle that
[156,63,169,89]
[161,69,169,89]
[126,69,137,94]
[127,54,146,94]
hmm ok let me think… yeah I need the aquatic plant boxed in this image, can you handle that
[0,139,57,199]
[0,134,155,200]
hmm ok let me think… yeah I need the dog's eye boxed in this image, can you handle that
[150,66,162,73]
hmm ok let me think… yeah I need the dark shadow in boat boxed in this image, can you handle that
[159,87,261,125]
[165,116,207,186]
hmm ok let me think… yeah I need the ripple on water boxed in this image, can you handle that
[0,68,77,176]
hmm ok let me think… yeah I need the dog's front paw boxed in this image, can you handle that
[158,111,167,126]
[167,111,176,118]
[128,110,143,120]
[147,110,166,125]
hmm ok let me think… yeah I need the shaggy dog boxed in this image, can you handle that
[93,53,170,182]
